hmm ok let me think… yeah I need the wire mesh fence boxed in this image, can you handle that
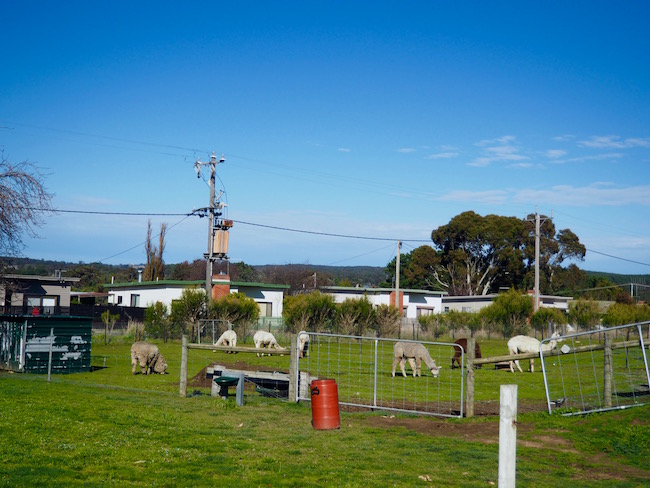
[297,332,464,418]
[541,321,650,416]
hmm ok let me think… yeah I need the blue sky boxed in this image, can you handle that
[2,2,650,274]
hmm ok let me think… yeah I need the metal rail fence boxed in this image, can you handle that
[540,321,650,416]
[297,332,464,418]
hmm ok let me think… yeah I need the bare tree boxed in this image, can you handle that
[143,220,167,281]
[0,152,53,274]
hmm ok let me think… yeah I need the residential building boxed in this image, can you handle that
[104,279,289,318]
[321,286,445,319]
[0,274,80,315]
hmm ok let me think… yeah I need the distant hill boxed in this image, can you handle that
[584,270,650,285]
[4,256,649,294]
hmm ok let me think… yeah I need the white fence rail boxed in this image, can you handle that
[540,322,650,416]
[297,332,464,418]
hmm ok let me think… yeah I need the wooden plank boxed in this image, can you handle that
[473,339,643,366]
[187,343,288,355]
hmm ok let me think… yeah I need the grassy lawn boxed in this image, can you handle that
[0,335,648,486]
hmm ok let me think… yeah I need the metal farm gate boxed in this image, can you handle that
[541,322,650,416]
[297,332,464,418]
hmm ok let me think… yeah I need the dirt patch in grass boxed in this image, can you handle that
[361,416,650,482]
[363,414,504,442]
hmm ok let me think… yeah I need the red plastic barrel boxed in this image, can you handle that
[310,379,340,430]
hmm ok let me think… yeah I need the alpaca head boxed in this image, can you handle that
[547,331,561,349]
[429,363,441,378]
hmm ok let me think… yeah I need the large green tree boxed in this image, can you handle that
[521,215,586,294]
[430,211,527,295]
[422,211,586,296]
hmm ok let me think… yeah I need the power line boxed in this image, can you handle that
[97,214,193,263]
[5,121,206,154]
[584,248,650,268]
[26,207,193,217]
[231,219,430,243]
[20,206,650,267]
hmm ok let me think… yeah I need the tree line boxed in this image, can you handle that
[146,287,650,344]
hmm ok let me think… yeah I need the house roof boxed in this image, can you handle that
[321,285,446,296]
[103,279,289,290]
[2,274,80,283]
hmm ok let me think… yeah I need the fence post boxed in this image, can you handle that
[498,384,518,488]
[47,327,54,382]
[180,335,188,397]
[466,337,475,418]
[603,332,612,408]
[289,334,298,402]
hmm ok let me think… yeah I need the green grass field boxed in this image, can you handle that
[0,335,649,486]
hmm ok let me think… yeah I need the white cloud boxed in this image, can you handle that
[545,149,567,159]
[436,189,509,205]
[337,147,351,153]
[426,151,458,160]
[397,147,417,153]
[476,135,516,146]
[578,135,650,149]
[552,135,576,142]
[562,152,624,163]
[468,136,528,167]
[513,183,650,206]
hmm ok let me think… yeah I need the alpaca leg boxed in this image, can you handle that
[515,359,523,373]
[391,358,399,377]
[399,358,406,376]
[415,358,423,377]
[408,358,417,377]
[139,356,148,374]
[529,359,534,373]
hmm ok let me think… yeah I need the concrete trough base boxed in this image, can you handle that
[207,364,313,400]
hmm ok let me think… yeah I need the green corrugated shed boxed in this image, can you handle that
[0,315,92,373]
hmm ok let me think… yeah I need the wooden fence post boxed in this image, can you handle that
[498,384,518,488]
[604,332,612,408]
[466,337,475,418]
[289,334,298,402]
[180,335,188,397]
[47,327,54,382]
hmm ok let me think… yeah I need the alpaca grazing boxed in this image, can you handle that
[507,332,560,373]
[130,341,168,375]
[297,332,310,358]
[253,330,286,356]
[392,342,441,378]
[214,330,237,353]
[451,338,482,369]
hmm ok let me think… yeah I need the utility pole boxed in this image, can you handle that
[534,212,540,314]
[395,240,401,315]
[194,153,227,304]
[526,209,551,331]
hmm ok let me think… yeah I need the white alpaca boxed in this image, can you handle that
[297,332,310,358]
[214,330,237,353]
[507,332,560,373]
[253,330,285,356]
[392,342,441,378]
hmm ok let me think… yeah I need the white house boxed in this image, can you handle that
[441,293,572,313]
[105,279,289,318]
[321,286,445,319]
